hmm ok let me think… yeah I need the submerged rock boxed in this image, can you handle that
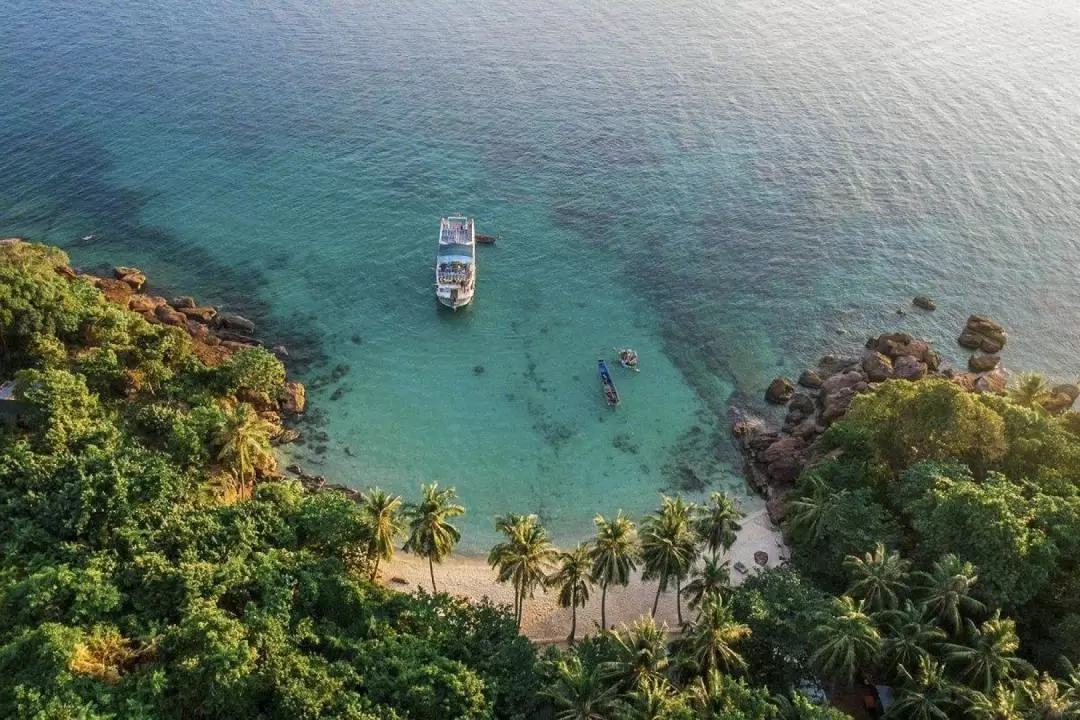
[913,295,937,311]
[214,314,256,335]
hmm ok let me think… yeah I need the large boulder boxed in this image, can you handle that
[214,314,255,335]
[862,351,894,382]
[872,333,940,371]
[1043,392,1077,414]
[169,296,197,309]
[129,294,166,314]
[760,436,806,465]
[821,369,868,396]
[280,381,306,415]
[1052,384,1080,401]
[959,315,1007,352]
[818,355,859,378]
[113,266,147,291]
[913,295,937,311]
[767,454,803,485]
[974,368,1007,394]
[947,371,978,392]
[154,304,188,327]
[93,277,134,304]
[797,369,824,389]
[821,387,855,424]
[968,354,1000,373]
[180,306,217,323]
[765,377,795,404]
[892,355,928,381]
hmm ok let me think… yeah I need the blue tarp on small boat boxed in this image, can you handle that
[598,359,619,407]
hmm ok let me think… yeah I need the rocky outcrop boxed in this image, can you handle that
[765,377,795,404]
[974,368,1007,394]
[128,294,166,314]
[154,304,188,328]
[958,315,1007,353]
[870,332,940,371]
[968,354,1000,373]
[169,296,196,309]
[179,306,217,323]
[913,295,937,311]
[113,266,147,291]
[93,277,134,304]
[862,351,893,382]
[1043,384,1080,414]
[797,369,823,389]
[891,355,927,381]
[280,381,306,415]
[214,314,255,335]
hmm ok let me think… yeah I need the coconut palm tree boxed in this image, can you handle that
[783,473,841,545]
[886,656,961,720]
[588,512,640,631]
[916,554,987,636]
[809,596,881,691]
[1016,673,1080,719]
[942,612,1032,694]
[620,675,682,720]
[695,492,743,559]
[543,655,620,720]
[1007,372,1051,409]
[641,495,699,622]
[359,487,404,581]
[876,601,946,682]
[402,482,465,593]
[610,616,670,688]
[487,513,558,628]
[681,557,731,615]
[678,595,751,676]
[551,544,593,642]
[844,542,911,612]
[215,402,277,495]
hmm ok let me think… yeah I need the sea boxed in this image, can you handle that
[2,0,1079,550]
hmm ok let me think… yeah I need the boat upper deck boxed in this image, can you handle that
[439,216,474,247]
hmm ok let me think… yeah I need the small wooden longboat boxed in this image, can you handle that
[598,359,619,407]
[475,234,499,245]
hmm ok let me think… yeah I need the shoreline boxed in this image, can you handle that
[380,507,787,642]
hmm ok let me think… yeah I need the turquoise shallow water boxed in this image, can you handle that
[3,0,1080,549]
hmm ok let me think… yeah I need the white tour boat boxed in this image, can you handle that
[435,215,476,310]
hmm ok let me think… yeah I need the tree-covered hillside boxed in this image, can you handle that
[0,240,537,719]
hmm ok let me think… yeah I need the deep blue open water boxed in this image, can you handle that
[2,0,1079,548]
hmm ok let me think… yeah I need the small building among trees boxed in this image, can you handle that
[0,381,22,425]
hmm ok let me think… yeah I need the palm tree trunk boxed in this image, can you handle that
[651,582,662,617]
[600,583,608,630]
[676,577,683,625]
[568,605,577,643]
[371,555,381,582]
[516,587,523,628]
[429,557,437,593]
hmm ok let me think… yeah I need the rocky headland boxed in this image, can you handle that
[733,303,1078,524]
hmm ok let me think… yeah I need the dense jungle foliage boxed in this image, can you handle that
[783,377,1080,717]
[0,241,538,719]
[3,240,1079,719]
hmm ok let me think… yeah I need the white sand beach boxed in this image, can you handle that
[381,508,788,642]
